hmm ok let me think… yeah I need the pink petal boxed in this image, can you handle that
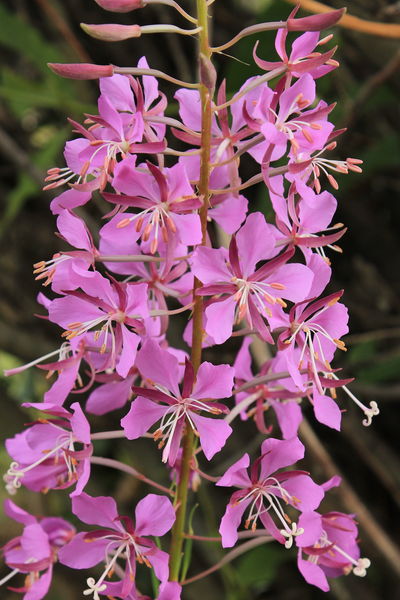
[100,73,135,111]
[271,400,303,439]
[58,532,110,568]
[209,194,248,234]
[135,494,175,537]
[192,362,234,400]
[236,212,277,277]
[296,511,323,547]
[50,189,91,215]
[121,396,167,439]
[219,499,251,548]
[313,392,341,431]
[282,474,324,512]
[204,296,237,344]
[217,454,251,488]
[24,565,53,600]
[190,246,231,284]
[234,337,253,381]
[3,500,35,526]
[259,437,305,479]
[70,402,91,443]
[297,554,329,592]
[117,325,140,377]
[71,492,121,529]
[136,338,180,396]
[86,377,133,415]
[189,412,232,461]
[173,213,202,246]
[57,210,92,251]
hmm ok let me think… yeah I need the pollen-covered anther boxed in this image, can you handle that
[334,338,347,351]
[117,218,132,229]
[318,33,334,45]
[346,158,363,173]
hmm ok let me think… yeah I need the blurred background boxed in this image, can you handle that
[0,0,400,598]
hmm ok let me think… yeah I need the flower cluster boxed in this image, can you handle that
[1,2,375,598]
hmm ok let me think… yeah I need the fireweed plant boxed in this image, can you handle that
[1,1,379,598]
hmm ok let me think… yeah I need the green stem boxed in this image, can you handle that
[168,0,213,582]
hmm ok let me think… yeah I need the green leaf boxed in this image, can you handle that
[0,5,63,72]
[0,127,67,237]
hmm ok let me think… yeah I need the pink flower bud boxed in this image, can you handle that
[94,0,145,11]
[81,23,141,41]
[287,8,345,32]
[48,62,114,79]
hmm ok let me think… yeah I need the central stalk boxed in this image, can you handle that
[168,0,213,581]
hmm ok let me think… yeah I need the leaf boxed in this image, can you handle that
[0,4,63,72]
[0,127,67,237]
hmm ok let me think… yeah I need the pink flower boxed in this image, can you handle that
[1,500,75,600]
[253,27,338,80]
[5,403,92,496]
[48,271,149,377]
[192,212,313,344]
[45,60,166,193]
[270,177,345,258]
[217,437,324,548]
[296,511,370,591]
[103,158,202,254]
[121,338,234,465]
[58,492,175,598]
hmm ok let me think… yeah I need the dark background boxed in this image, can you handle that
[0,1,399,598]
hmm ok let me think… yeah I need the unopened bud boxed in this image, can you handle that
[81,23,141,41]
[94,0,145,12]
[200,53,217,92]
[287,8,345,32]
[48,62,113,80]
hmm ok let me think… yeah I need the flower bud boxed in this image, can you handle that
[287,8,345,32]
[94,0,145,12]
[200,54,217,92]
[48,62,114,79]
[81,23,141,41]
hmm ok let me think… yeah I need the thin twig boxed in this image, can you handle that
[90,456,173,496]
[182,536,273,585]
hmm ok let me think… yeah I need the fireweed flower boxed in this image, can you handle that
[44,58,166,193]
[277,290,348,392]
[48,271,149,377]
[218,437,324,548]
[0,500,75,600]
[121,338,234,465]
[103,158,202,254]
[4,403,92,496]
[245,74,335,165]
[253,28,338,81]
[58,492,175,599]
[269,177,346,260]
[296,511,371,592]
[192,212,314,344]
